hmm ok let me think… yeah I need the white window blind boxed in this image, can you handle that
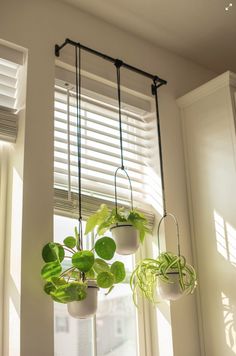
[0,44,24,143]
[54,81,155,226]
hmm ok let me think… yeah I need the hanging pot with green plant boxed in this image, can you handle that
[130,213,197,304]
[85,202,150,255]
[41,226,126,319]
[130,79,197,305]
[91,60,150,255]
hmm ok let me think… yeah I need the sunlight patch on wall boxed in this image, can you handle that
[10,168,22,292]
[156,302,173,356]
[145,167,163,215]
[9,298,20,356]
[214,211,236,264]
[221,292,236,354]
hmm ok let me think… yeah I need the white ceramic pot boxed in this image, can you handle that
[67,281,98,319]
[157,272,184,301]
[110,223,140,255]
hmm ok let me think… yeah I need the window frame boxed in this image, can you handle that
[53,67,159,356]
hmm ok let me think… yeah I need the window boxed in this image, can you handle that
[55,316,69,333]
[54,79,156,223]
[53,73,157,356]
[0,44,24,143]
[54,215,138,356]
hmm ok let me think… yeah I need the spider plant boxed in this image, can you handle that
[130,251,197,305]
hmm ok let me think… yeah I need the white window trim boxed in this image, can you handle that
[0,145,8,356]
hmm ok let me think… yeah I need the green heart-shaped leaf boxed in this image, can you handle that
[72,250,95,272]
[97,271,115,288]
[41,261,62,281]
[93,258,110,274]
[95,237,116,260]
[63,236,76,249]
[110,261,126,283]
[42,243,65,263]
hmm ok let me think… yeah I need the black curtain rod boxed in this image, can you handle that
[55,38,167,85]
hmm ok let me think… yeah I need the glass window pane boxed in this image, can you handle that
[53,215,138,356]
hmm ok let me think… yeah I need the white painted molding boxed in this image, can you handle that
[177,71,236,108]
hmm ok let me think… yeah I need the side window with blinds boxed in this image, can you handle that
[0,44,24,143]
[54,80,155,226]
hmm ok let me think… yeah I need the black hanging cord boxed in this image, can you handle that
[75,45,83,253]
[115,60,124,170]
[152,78,167,217]
[114,60,134,214]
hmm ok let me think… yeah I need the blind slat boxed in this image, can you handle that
[54,84,155,225]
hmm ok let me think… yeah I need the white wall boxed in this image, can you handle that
[0,0,216,355]
[178,72,236,356]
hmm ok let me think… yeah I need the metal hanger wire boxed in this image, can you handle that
[114,60,134,214]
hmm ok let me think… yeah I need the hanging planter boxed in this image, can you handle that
[85,203,150,256]
[110,222,139,255]
[130,80,197,304]
[67,280,98,318]
[156,214,197,301]
[41,44,127,319]
[130,214,197,304]
[41,226,126,318]
[84,60,150,255]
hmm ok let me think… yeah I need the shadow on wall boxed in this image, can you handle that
[213,210,236,355]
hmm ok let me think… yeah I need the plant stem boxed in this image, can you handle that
[62,245,76,254]
[60,266,75,278]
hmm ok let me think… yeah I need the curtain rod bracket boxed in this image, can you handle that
[114,59,123,68]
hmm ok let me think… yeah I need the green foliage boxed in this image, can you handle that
[42,243,65,263]
[110,261,126,283]
[41,261,62,281]
[50,282,87,303]
[130,252,197,306]
[97,271,115,288]
[72,250,95,272]
[41,223,126,304]
[85,204,150,243]
[95,237,116,260]
[93,259,110,274]
[63,236,76,249]
[85,204,109,235]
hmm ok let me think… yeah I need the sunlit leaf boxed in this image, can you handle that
[110,261,126,283]
[41,261,62,281]
[63,236,76,249]
[95,237,116,260]
[50,282,87,303]
[72,250,95,272]
[42,242,64,262]
[97,271,115,288]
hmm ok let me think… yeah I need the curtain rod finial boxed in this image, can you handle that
[55,44,60,57]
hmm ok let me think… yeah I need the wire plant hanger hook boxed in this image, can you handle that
[114,59,134,214]
[152,78,181,257]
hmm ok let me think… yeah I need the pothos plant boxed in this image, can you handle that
[41,227,126,304]
[130,251,197,305]
[85,204,150,243]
